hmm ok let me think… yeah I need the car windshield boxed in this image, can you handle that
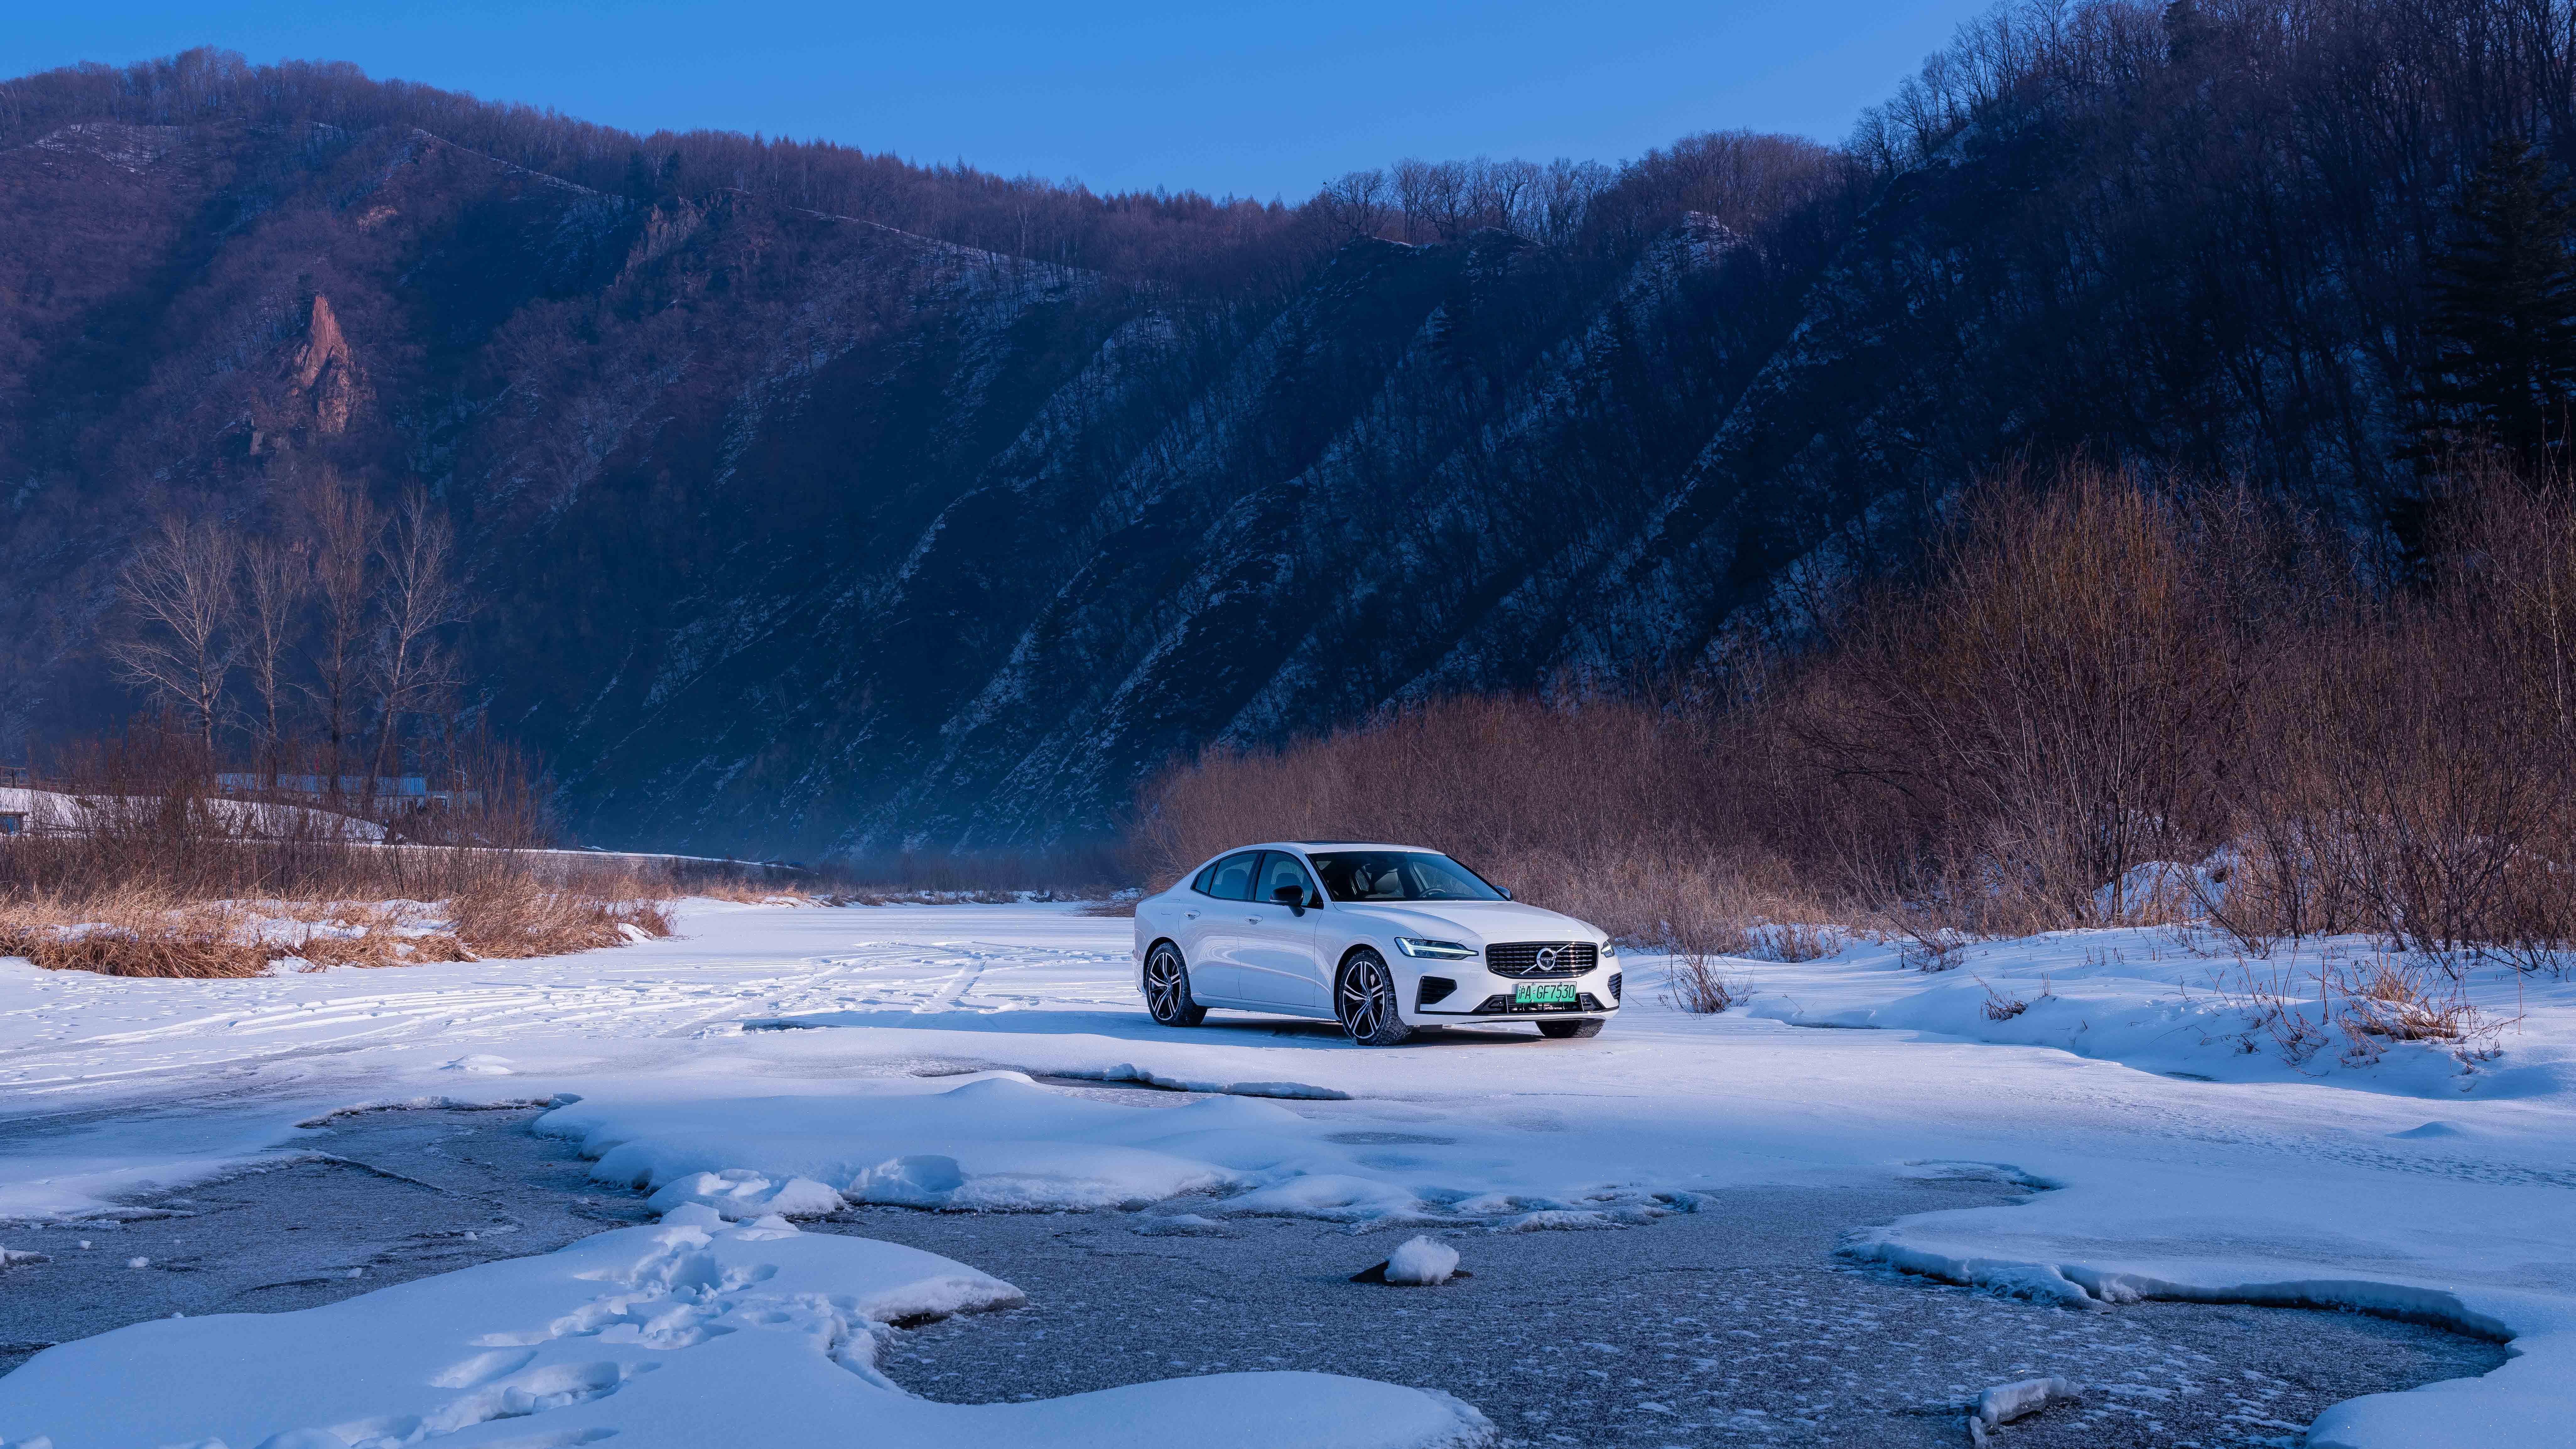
[1309,851,1506,903]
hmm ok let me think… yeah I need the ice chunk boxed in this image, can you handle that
[645,1169,844,1220]
[1975,1375,2081,1426]
[847,1154,968,1208]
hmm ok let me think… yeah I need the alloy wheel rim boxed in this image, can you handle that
[1146,951,1182,1020]
[1341,959,1389,1038]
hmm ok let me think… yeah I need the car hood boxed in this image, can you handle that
[1331,899,1603,946]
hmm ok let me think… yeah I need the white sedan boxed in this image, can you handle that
[1132,841,1621,1045]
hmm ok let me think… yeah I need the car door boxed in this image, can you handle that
[1234,852,1323,1007]
[1183,850,1263,1000]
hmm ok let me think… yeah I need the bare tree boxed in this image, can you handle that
[109,514,239,759]
[237,531,311,782]
[1316,170,1393,242]
[300,474,381,794]
[368,487,468,785]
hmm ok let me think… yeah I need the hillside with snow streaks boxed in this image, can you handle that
[2,3,2544,853]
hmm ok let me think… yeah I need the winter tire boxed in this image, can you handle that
[1336,949,1415,1046]
[1536,1018,1605,1039]
[1144,943,1207,1027]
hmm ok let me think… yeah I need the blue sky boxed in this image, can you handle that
[13,1,1992,199]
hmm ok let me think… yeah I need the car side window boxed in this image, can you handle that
[1204,851,1261,901]
[1191,862,1218,894]
[1256,851,1318,907]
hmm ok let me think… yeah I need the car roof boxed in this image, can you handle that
[1190,842,1438,873]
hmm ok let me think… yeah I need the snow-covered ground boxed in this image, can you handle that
[0,902,2570,1446]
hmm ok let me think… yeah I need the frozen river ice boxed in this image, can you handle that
[0,901,2567,1446]
[0,1106,2506,1447]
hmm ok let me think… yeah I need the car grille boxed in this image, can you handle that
[1470,992,1611,1015]
[1483,941,1598,978]
[1608,971,1622,1002]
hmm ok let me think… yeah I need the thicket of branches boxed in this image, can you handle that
[80,468,538,845]
[1135,457,2576,974]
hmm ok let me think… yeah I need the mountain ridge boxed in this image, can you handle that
[1,7,2555,853]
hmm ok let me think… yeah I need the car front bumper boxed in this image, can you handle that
[1400,961,1621,1024]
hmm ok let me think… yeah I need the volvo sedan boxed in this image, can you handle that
[1132,841,1620,1045]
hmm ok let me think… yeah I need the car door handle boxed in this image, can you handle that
[1245,916,1262,924]
[1184,911,1198,919]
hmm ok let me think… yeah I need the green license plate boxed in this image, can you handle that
[1513,982,1578,1005]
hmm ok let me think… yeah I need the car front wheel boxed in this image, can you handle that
[1336,949,1414,1046]
[1536,1018,1605,1040]
[1144,943,1207,1027]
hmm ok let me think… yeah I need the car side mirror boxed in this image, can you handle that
[1272,884,1309,914]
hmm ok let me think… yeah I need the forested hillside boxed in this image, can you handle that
[1,0,2566,856]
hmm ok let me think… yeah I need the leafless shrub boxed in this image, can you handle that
[2204,959,2335,1066]
[1780,467,2271,931]
[1862,907,1969,972]
[1975,976,2028,1021]
[1664,951,1750,1014]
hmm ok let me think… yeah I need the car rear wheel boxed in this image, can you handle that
[1144,943,1206,1027]
[1336,950,1414,1047]
[1536,1018,1605,1039]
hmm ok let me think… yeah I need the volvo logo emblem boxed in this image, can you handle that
[1534,947,1561,973]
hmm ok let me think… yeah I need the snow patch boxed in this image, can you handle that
[1382,1236,1460,1286]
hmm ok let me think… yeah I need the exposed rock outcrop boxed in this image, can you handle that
[279,294,365,435]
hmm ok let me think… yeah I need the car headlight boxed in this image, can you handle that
[1394,937,1479,960]
[1599,939,1619,958]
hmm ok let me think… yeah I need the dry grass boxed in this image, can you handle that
[0,875,674,978]
[0,898,272,978]
[446,877,675,959]
[2203,947,2520,1070]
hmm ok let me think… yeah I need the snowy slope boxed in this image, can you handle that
[0,902,2571,1446]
